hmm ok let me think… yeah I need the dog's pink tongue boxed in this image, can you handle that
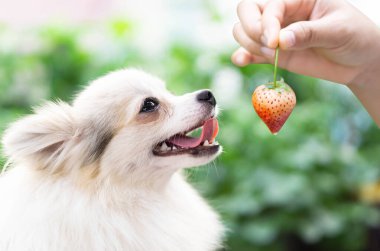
[168,118,219,148]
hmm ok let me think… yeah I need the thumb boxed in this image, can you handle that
[279,20,332,50]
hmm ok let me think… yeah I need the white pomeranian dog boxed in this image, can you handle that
[0,69,224,251]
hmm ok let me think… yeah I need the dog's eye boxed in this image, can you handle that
[140,98,159,113]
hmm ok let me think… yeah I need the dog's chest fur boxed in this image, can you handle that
[0,170,223,251]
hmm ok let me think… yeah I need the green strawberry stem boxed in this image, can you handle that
[273,47,279,88]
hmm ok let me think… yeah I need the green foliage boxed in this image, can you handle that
[0,24,379,251]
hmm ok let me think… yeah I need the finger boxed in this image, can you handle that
[232,47,269,66]
[261,0,285,48]
[274,49,352,83]
[237,0,264,43]
[232,47,252,66]
[261,0,317,48]
[279,20,334,50]
[251,54,270,64]
[233,22,276,58]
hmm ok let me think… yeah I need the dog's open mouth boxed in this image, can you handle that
[153,118,220,157]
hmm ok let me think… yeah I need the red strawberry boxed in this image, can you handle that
[252,80,296,134]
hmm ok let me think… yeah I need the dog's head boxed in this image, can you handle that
[2,69,221,185]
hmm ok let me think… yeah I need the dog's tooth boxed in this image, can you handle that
[203,140,210,146]
[161,143,169,151]
[173,146,177,150]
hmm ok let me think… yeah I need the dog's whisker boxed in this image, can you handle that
[212,160,219,178]
[1,159,12,175]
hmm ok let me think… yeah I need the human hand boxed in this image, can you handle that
[232,0,380,87]
[232,0,380,126]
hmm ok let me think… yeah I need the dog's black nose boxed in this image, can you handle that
[196,90,216,107]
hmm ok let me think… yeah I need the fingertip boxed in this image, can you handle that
[261,0,285,48]
[260,30,279,49]
[279,29,296,49]
[231,49,251,66]
[268,34,279,49]
[232,48,270,66]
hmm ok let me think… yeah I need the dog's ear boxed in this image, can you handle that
[2,101,79,172]
[2,101,116,173]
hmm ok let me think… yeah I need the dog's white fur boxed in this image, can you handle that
[0,69,224,251]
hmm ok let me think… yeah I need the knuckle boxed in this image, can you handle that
[237,0,247,15]
[237,0,259,17]
[238,0,254,8]
[232,23,241,40]
[336,24,352,38]
[245,22,258,38]
[298,23,313,43]
[246,41,261,55]
[263,0,275,9]
[243,20,262,42]
[334,24,352,47]
[249,47,260,55]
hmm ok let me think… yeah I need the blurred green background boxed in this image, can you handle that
[1,1,380,251]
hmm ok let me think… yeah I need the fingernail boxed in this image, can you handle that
[280,30,296,48]
[260,47,275,58]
